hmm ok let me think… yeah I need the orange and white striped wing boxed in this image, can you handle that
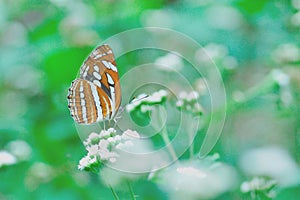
[67,79,112,124]
[79,45,121,119]
[67,44,121,124]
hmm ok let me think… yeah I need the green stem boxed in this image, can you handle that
[127,181,136,200]
[188,133,194,158]
[109,184,119,200]
[161,126,178,161]
[155,106,177,161]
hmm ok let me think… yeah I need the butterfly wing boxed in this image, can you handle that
[67,79,113,124]
[79,45,121,119]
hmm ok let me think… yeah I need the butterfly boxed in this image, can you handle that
[67,44,121,124]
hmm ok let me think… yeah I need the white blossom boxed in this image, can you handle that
[291,11,300,26]
[240,177,277,193]
[195,43,228,63]
[141,105,153,113]
[78,156,92,170]
[87,145,98,156]
[240,177,277,199]
[25,162,55,191]
[155,52,183,71]
[176,91,203,115]
[78,128,140,171]
[272,43,300,63]
[98,139,109,149]
[116,140,134,150]
[99,128,116,138]
[176,166,207,179]
[194,78,207,95]
[123,129,140,139]
[6,140,32,161]
[175,100,184,107]
[0,151,17,167]
[239,146,300,187]
[126,90,168,113]
[271,69,290,86]
[83,132,99,146]
[158,159,238,199]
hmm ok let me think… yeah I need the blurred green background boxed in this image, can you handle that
[1,0,300,199]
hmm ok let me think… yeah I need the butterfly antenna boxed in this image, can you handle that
[111,95,149,129]
[129,94,149,104]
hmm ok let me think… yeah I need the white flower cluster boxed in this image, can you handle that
[271,69,293,107]
[240,177,277,198]
[155,52,183,71]
[239,146,300,187]
[290,2,300,27]
[0,151,17,167]
[176,91,203,115]
[271,69,290,87]
[78,128,140,171]
[25,162,55,191]
[126,90,168,113]
[0,140,32,168]
[272,43,300,63]
[157,158,238,199]
[195,43,238,70]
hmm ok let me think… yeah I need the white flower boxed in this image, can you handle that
[146,90,168,103]
[292,0,300,9]
[240,177,277,199]
[291,11,300,26]
[176,100,184,107]
[116,141,134,150]
[109,157,117,163]
[178,91,199,102]
[239,146,300,187]
[240,177,277,193]
[187,91,199,101]
[158,159,238,199]
[98,139,109,150]
[176,91,203,115]
[194,78,207,95]
[222,56,238,69]
[78,155,98,170]
[114,135,122,141]
[176,166,207,179]
[83,132,99,146]
[123,129,140,139]
[107,137,115,143]
[205,6,243,30]
[99,128,116,138]
[195,43,228,63]
[6,140,32,161]
[126,90,168,113]
[141,105,153,113]
[272,43,300,63]
[78,128,141,170]
[78,156,91,170]
[25,162,55,190]
[271,69,290,86]
[0,151,17,167]
[126,93,147,112]
[87,145,98,156]
[99,149,119,161]
[155,52,183,71]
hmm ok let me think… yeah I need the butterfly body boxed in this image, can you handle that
[67,45,121,124]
